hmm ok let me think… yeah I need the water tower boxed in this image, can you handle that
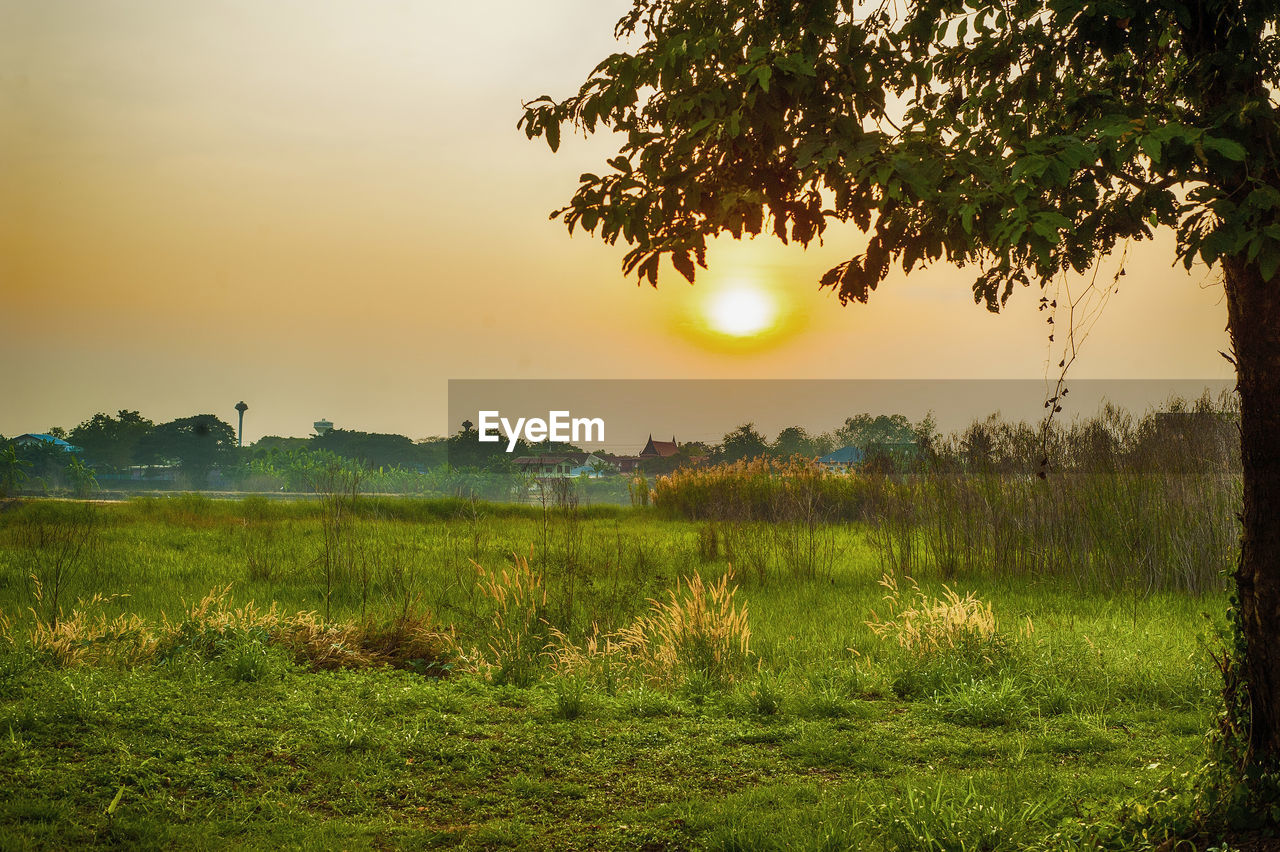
[314,418,333,436]
[234,401,248,447]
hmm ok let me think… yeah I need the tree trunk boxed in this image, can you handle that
[1223,254,1280,767]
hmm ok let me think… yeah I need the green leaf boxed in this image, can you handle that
[1202,136,1246,162]
[1139,135,1162,167]
[1261,248,1280,282]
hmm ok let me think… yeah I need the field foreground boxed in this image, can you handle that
[0,496,1230,850]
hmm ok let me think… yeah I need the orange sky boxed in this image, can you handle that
[0,0,1233,442]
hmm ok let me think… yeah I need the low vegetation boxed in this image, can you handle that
[0,480,1246,849]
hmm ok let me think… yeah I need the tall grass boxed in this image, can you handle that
[653,456,874,523]
[654,399,1240,594]
[545,569,753,689]
[18,584,454,675]
[0,486,1224,712]
[469,553,550,686]
[869,469,1238,593]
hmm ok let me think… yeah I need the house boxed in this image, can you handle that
[13,434,82,454]
[816,446,864,472]
[569,453,616,478]
[639,435,681,459]
[513,455,577,477]
[598,453,643,474]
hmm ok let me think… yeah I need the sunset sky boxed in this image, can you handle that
[1,0,1234,443]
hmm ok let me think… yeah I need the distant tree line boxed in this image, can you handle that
[1,392,1237,496]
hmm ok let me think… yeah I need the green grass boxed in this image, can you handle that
[0,495,1233,849]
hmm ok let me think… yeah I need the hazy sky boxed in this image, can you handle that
[1,1,1233,443]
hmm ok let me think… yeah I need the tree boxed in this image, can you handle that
[13,440,72,490]
[141,415,236,487]
[0,443,31,497]
[522,0,1280,776]
[834,413,915,451]
[311,428,422,470]
[70,411,154,472]
[417,436,450,469]
[772,425,821,459]
[444,426,530,471]
[719,423,770,463]
[64,456,99,498]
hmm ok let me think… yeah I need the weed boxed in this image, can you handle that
[614,570,752,686]
[867,572,1000,655]
[221,633,291,683]
[934,677,1030,728]
[470,553,549,686]
[746,671,784,717]
[880,779,1057,851]
[696,523,721,562]
[626,685,679,718]
[552,675,588,720]
[13,502,101,629]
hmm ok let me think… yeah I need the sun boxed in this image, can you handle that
[705,284,778,337]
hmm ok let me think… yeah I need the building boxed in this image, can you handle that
[639,435,681,459]
[569,454,617,478]
[513,455,578,477]
[816,446,864,473]
[13,434,82,454]
[516,452,624,478]
[598,453,643,474]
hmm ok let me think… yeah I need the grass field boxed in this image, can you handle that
[0,494,1231,850]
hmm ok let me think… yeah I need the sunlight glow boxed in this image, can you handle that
[706,285,777,337]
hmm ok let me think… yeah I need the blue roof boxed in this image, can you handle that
[17,434,82,453]
[817,446,864,464]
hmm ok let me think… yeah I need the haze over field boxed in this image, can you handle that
[1,0,1233,441]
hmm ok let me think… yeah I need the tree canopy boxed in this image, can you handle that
[70,410,153,472]
[311,428,424,470]
[521,0,1279,305]
[141,415,236,487]
[719,422,771,463]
